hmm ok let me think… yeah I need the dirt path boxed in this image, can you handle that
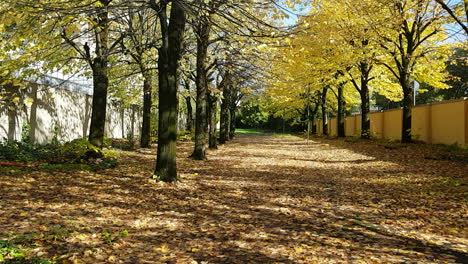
[1,134,467,263]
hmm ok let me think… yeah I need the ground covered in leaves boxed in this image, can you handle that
[1,134,467,263]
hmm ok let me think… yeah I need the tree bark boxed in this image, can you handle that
[88,4,109,148]
[88,59,109,148]
[360,88,370,139]
[220,104,230,143]
[191,19,211,160]
[321,87,328,136]
[184,81,194,132]
[140,71,152,148]
[401,76,412,143]
[360,63,371,139]
[207,92,217,149]
[153,1,186,182]
[229,107,236,139]
[311,104,318,134]
[337,84,345,137]
[219,87,230,144]
[219,73,231,144]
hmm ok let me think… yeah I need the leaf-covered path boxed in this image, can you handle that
[1,134,467,263]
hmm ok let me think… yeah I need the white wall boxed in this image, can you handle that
[0,83,142,144]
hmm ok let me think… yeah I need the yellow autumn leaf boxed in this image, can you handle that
[294,246,303,253]
[158,244,169,253]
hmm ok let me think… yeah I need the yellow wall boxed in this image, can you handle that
[369,112,384,139]
[431,100,466,145]
[345,116,356,136]
[412,105,431,143]
[329,118,337,136]
[317,120,323,135]
[355,115,362,136]
[383,109,402,140]
[313,98,468,146]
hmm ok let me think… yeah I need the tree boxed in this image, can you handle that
[182,78,194,132]
[375,0,451,142]
[58,0,124,147]
[150,0,186,182]
[435,0,468,34]
[119,5,159,148]
[334,77,346,137]
[219,69,232,144]
[2,0,127,147]
[191,5,212,160]
[207,83,219,149]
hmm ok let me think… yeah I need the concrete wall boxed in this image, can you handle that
[369,111,384,138]
[431,100,466,145]
[0,83,143,144]
[344,116,357,137]
[329,118,337,137]
[319,98,468,146]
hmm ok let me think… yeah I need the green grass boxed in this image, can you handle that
[0,235,54,264]
[433,143,468,155]
[0,161,118,176]
[271,133,295,137]
[235,129,295,136]
[235,129,266,135]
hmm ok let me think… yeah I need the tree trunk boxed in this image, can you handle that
[183,80,193,132]
[229,107,236,139]
[360,88,370,139]
[219,90,230,144]
[6,85,18,141]
[337,85,345,137]
[154,1,186,182]
[140,71,152,148]
[191,20,210,160]
[219,74,232,144]
[185,96,193,132]
[401,77,412,143]
[311,117,317,134]
[321,87,328,136]
[88,59,109,148]
[360,62,371,139]
[311,104,317,134]
[88,6,109,148]
[208,93,217,149]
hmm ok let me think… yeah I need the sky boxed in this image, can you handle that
[280,4,309,26]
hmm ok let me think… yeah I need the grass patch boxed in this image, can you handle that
[0,161,118,176]
[429,144,468,163]
[0,236,54,264]
[235,129,294,137]
[235,128,266,135]
[433,143,468,155]
[270,132,295,137]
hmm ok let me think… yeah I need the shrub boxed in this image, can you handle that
[56,138,102,163]
[0,140,59,163]
[111,138,135,150]
[0,138,118,171]
[177,130,193,141]
[103,135,112,148]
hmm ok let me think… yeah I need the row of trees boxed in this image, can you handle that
[265,0,466,142]
[0,0,290,182]
[1,0,465,181]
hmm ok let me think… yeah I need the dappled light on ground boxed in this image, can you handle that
[0,135,467,263]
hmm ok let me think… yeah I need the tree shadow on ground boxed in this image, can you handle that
[0,136,467,263]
